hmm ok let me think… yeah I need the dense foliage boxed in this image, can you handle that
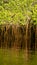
[0,0,37,25]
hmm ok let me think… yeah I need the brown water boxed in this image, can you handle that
[0,48,37,65]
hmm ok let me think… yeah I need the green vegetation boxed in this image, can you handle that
[0,0,37,25]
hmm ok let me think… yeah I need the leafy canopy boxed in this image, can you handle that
[0,0,37,25]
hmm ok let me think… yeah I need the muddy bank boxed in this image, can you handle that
[0,23,37,50]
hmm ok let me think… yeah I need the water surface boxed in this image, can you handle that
[0,48,37,65]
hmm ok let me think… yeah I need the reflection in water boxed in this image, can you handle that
[27,51,35,65]
[17,47,36,65]
[0,48,37,65]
